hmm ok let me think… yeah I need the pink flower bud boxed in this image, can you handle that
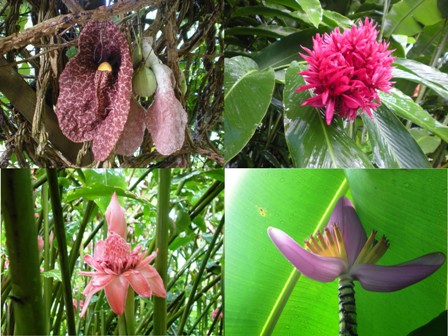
[37,235,44,252]
[105,193,127,239]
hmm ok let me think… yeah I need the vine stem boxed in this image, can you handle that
[338,277,358,336]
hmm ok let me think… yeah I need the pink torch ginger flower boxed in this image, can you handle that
[296,18,395,125]
[79,231,166,317]
[105,192,126,239]
[268,197,445,292]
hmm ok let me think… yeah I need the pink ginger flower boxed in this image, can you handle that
[296,18,395,125]
[79,231,166,317]
[105,192,127,239]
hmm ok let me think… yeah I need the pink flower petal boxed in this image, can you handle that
[105,193,126,239]
[145,64,187,155]
[125,270,152,297]
[139,264,167,298]
[350,253,445,292]
[115,97,146,156]
[104,276,129,315]
[268,227,346,282]
[327,197,367,266]
[80,281,103,318]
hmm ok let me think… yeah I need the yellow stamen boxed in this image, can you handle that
[353,230,377,265]
[324,227,338,257]
[305,239,320,254]
[333,224,348,261]
[304,224,348,261]
[364,236,389,264]
[97,61,112,72]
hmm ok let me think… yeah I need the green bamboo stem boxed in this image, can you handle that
[177,216,225,335]
[46,169,77,336]
[42,183,52,333]
[1,169,46,335]
[154,168,171,336]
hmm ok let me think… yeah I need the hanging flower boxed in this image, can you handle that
[142,38,187,155]
[268,197,445,291]
[105,192,126,239]
[79,232,166,317]
[55,20,134,161]
[145,63,188,155]
[296,18,395,125]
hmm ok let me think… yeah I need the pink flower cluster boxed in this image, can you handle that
[79,193,166,317]
[296,18,395,124]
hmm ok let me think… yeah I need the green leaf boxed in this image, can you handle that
[41,270,62,282]
[224,56,275,161]
[226,25,300,38]
[283,62,373,168]
[408,310,447,336]
[409,128,442,154]
[175,205,191,234]
[383,0,443,36]
[297,0,323,28]
[253,29,322,70]
[65,184,141,204]
[393,58,448,99]
[226,169,446,336]
[231,6,304,22]
[321,10,353,29]
[379,89,448,142]
[362,105,430,168]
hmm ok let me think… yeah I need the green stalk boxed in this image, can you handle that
[177,216,225,335]
[124,287,135,335]
[154,168,171,336]
[42,183,52,333]
[1,169,46,335]
[46,169,77,336]
[338,277,357,336]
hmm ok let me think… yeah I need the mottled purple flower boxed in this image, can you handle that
[268,197,444,292]
[296,18,395,125]
[56,20,133,161]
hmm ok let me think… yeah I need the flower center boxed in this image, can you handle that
[353,230,389,265]
[101,232,140,274]
[97,61,112,72]
[305,223,348,260]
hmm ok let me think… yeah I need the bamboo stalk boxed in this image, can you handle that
[154,168,171,335]
[46,169,77,335]
[1,169,47,335]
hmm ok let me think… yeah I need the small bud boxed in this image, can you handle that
[132,66,157,97]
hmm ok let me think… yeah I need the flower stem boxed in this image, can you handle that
[338,277,358,336]
[124,287,135,335]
